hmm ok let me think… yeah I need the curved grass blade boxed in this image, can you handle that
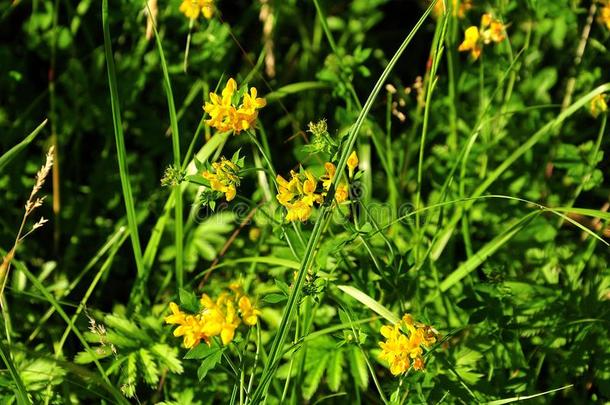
[0,119,48,173]
[12,259,128,404]
[337,285,400,324]
[249,2,439,401]
[0,339,31,405]
[484,384,573,404]
[145,0,184,290]
[439,211,540,291]
[101,0,146,295]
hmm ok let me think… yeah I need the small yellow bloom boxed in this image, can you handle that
[203,78,266,134]
[179,0,215,20]
[458,26,482,60]
[320,162,349,204]
[433,0,472,18]
[459,14,506,60]
[347,151,359,178]
[202,157,240,201]
[600,2,610,30]
[378,314,438,376]
[164,302,186,325]
[276,170,322,222]
[173,315,208,348]
[239,296,261,326]
[166,285,260,348]
[590,94,608,118]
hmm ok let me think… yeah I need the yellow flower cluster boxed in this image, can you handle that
[433,0,472,19]
[179,0,214,20]
[601,1,610,30]
[458,13,506,60]
[165,284,261,348]
[276,152,358,222]
[378,314,438,375]
[203,78,267,134]
[202,157,240,201]
[590,94,608,118]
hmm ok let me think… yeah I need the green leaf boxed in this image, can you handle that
[139,349,159,385]
[263,293,287,304]
[347,346,368,389]
[337,285,400,324]
[197,348,223,381]
[74,346,114,364]
[151,344,183,374]
[104,314,141,339]
[184,343,217,360]
[179,288,200,313]
[303,353,329,400]
[274,279,291,295]
[185,174,210,187]
[326,350,343,392]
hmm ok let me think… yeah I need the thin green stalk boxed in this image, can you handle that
[13,259,128,404]
[0,339,30,405]
[415,13,448,265]
[55,232,123,355]
[146,0,184,289]
[250,3,439,401]
[28,227,127,342]
[558,113,607,226]
[102,0,146,297]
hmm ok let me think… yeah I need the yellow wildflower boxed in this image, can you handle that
[590,94,608,118]
[203,78,266,134]
[165,285,260,348]
[458,26,482,59]
[164,302,186,325]
[600,2,610,30]
[202,157,240,201]
[480,14,506,44]
[179,0,214,20]
[459,14,506,60]
[347,151,359,178]
[433,0,472,19]
[276,170,323,222]
[378,314,438,375]
[173,315,209,348]
[239,295,261,326]
[320,162,348,204]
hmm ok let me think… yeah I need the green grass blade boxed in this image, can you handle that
[0,119,47,172]
[101,0,146,291]
[265,82,329,103]
[0,339,31,405]
[472,83,610,200]
[142,132,229,270]
[432,83,610,261]
[250,2,439,401]
[12,259,128,404]
[145,0,184,289]
[337,285,400,324]
[485,384,573,404]
[440,211,540,291]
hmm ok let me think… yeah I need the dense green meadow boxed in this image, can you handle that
[2,0,610,403]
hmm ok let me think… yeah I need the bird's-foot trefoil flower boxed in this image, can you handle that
[458,13,506,60]
[590,93,608,118]
[378,314,438,375]
[203,78,266,134]
[179,0,214,20]
[165,283,260,348]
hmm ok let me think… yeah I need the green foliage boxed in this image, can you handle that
[1,0,610,403]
